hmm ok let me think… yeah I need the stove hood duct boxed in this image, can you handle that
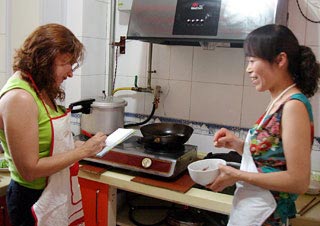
[127,0,289,48]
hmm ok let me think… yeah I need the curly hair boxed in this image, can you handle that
[244,24,320,98]
[13,23,84,101]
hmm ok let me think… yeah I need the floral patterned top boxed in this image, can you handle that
[248,93,314,226]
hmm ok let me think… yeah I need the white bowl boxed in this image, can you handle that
[188,159,226,186]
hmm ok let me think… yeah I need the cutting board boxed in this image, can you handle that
[79,164,108,175]
[131,172,196,193]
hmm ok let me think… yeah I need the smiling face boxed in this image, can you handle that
[246,57,278,93]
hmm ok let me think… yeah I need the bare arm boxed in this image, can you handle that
[2,89,106,182]
[208,100,311,194]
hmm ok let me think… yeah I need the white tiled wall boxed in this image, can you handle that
[11,0,40,50]
[66,0,84,36]
[305,1,320,46]
[1,0,320,170]
[190,82,243,126]
[6,0,108,106]
[0,35,6,74]
[116,41,147,77]
[82,0,108,39]
[0,0,7,86]
[156,80,191,120]
[112,1,320,170]
[64,0,109,104]
[288,0,307,44]
[192,47,245,85]
[170,46,193,81]
[1,0,109,127]
[40,0,66,24]
[114,1,320,125]
[0,0,6,35]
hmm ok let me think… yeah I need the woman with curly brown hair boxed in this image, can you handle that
[0,23,107,226]
[209,24,320,226]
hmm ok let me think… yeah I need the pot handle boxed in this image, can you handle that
[69,98,95,114]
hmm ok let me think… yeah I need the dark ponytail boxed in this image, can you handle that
[296,46,320,97]
[244,24,320,98]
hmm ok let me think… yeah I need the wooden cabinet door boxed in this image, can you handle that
[0,196,12,226]
[79,178,109,226]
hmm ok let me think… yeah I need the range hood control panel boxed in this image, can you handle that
[127,0,289,46]
[173,0,221,36]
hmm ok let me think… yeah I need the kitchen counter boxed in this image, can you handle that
[79,168,233,225]
[0,167,319,225]
[78,167,320,225]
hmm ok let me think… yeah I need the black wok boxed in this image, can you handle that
[140,123,193,145]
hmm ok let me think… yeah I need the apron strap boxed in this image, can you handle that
[26,73,52,118]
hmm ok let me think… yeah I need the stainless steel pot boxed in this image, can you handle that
[69,96,127,135]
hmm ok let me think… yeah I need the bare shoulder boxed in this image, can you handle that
[282,98,310,126]
[283,98,309,115]
[2,88,35,103]
[0,89,38,130]
[0,89,37,114]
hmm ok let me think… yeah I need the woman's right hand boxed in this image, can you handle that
[213,128,244,154]
[81,132,107,157]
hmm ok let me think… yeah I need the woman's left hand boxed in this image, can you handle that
[206,164,239,192]
[74,140,85,148]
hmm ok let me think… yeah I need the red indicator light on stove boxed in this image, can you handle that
[191,2,204,10]
[192,2,199,7]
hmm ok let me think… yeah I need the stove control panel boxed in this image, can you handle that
[89,150,173,175]
[84,136,198,178]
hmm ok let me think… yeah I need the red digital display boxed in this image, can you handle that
[192,2,199,7]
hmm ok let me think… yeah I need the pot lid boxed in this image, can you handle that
[92,96,127,108]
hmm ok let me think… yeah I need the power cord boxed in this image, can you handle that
[113,46,119,90]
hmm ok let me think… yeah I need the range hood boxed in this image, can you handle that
[127,0,288,47]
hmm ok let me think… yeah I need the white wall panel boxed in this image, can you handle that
[151,44,171,80]
[0,35,5,73]
[66,0,83,36]
[170,46,193,81]
[240,86,270,128]
[192,47,245,85]
[82,0,108,38]
[41,0,65,25]
[81,37,107,76]
[0,0,6,34]
[190,82,242,126]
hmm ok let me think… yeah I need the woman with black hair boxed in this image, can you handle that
[208,24,320,226]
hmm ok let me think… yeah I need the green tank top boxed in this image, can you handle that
[0,73,64,189]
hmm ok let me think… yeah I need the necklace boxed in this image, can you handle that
[258,83,296,127]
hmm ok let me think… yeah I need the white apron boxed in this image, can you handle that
[31,109,84,226]
[227,133,277,226]
[227,84,296,226]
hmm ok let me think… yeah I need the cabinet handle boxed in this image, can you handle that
[1,206,6,226]
[95,189,100,225]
